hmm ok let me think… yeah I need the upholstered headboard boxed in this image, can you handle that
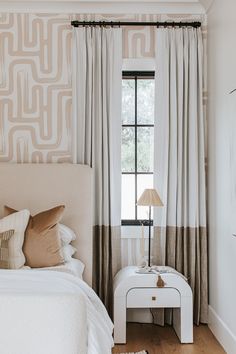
[0,163,93,286]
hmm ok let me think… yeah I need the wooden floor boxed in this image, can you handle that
[113,323,225,354]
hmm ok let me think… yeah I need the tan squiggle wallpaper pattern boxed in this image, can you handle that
[0,13,207,162]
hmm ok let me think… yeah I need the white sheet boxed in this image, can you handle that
[0,270,114,354]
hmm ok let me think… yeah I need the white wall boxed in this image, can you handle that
[208,1,236,352]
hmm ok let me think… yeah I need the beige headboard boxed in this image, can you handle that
[0,163,93,286]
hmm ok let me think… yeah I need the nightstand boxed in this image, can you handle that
[114,266,193,344]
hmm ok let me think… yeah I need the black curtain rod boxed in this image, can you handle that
[71,20,201,28]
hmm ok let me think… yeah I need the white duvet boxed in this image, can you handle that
[0,269,114,354]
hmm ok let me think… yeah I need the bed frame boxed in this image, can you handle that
[0,163,93,286]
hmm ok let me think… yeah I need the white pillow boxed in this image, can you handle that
[59,224,76,246]
[0,209,30,269]
[62,244,77,262]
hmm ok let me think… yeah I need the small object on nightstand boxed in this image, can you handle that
[136,265,152,274]
[156,274,165,288]
[136,265,169,275]
[137,257,148,268]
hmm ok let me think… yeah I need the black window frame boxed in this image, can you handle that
[121,71,155,226]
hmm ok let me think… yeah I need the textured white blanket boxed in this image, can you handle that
[0,269,114,354]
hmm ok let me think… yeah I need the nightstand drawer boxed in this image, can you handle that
[126,288,180,308]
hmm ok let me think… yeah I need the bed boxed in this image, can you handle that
[0,163,114,354]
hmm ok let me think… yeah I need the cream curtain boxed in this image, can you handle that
[153,27,208,325]
[72,27,122,316]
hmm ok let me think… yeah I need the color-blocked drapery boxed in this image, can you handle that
[72,27,122,316]
[153,27,208,325]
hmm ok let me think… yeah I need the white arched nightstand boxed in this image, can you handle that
[114,266,193,344]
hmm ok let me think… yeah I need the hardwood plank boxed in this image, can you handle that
[113,324,225,354]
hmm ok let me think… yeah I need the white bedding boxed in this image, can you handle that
[0,270,114,354]
[22,258,85,279]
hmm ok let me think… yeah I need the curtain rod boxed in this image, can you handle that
[71,20,201,28]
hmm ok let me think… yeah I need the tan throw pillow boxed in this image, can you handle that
[5,206,65,268]
[0,230,15,269]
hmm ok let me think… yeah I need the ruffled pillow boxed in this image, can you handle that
[62,244,77,262]
[59,224,76,246]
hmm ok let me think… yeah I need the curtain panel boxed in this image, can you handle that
[72,27,122,316]
[153,27,208,325]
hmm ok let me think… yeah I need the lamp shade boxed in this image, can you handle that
[137,188,163,207]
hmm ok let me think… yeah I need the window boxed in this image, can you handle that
[121,71,155,225]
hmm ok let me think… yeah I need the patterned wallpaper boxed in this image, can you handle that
[0,13,207,163]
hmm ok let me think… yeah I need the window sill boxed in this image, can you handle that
[122,220,153,226]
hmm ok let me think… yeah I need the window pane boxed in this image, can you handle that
[137,79,155,124]
[122,127,135,172]
[137,127,154,172]
[122,79,135,124]
[122,174,135,220]
[137,174,153,219]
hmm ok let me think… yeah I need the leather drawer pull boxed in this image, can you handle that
[152,296,156,301]
[157,275,165,288]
